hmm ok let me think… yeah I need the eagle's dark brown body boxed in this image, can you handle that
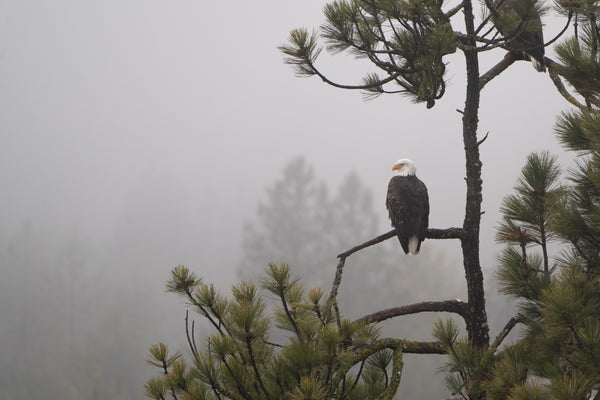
[386,175,429,255]
[494,0,546,72]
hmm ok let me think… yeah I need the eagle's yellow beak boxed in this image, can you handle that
[392,164,401,171]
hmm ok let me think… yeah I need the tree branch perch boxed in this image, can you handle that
[354,300,469,325]
[337,227,464,259]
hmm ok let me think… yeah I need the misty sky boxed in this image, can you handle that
[0,0,576,396]
[1,1,570,277]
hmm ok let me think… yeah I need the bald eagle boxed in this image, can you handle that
[386,159,429,255]
[494,0,546,72]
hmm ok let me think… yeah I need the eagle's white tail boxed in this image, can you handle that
[408,235,420,255]
[529,56,546,72]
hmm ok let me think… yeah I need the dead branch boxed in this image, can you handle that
[360,337,446,355]
[354,300,469,325]
[490,315,522,351]
[337,227,464,259]
[479,52,518,90]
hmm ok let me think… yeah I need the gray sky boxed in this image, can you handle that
[0,0,574,396]
[1,0,569,275]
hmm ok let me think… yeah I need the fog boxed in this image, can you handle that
[1,1,573,398]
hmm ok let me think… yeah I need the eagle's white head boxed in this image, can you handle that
[392,159,417,177]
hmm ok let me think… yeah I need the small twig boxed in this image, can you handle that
[445,1,465,19]
[160,357,179,400]
[477,132,489,147]
[278,286,300,337]
[191,320,198,356]
[184,289,225,336]
[349,360,366,395]
[337,231,396,259]
[307,59,408,91]
[245,334,270,399]
[212,386,223,400]
[474,11,493,37]
[185,310,199,359]
[262,339,284,348]
[543,12,572,48]
[220,355,254,400]
[490,315,522,351]
[518,227,529,279]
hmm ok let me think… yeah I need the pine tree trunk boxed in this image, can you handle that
[461,0,490,350]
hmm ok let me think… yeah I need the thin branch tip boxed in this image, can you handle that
[477,132,489,147]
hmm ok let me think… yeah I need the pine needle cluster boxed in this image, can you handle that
[279,0,555,107]
[279,0,457,107]
[478,57,600,397]
[433,145,600,399]
[146,263,421,400]
[484,143,600,398]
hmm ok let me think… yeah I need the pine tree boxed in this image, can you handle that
[238,157,332,286]
[496,151,565,273]
[145,264,442,400]
[276,0,578,350]
[480,149,600,398]
[437,10,600,397]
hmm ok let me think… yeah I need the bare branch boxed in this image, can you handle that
[184,289,226,336]
[337,230,396,259]
[445,1,465,18]
[359,337,446,355]
[479,52,518,90]
[354,300,469,325]
[543,12,572,48]
[326,257,346,327]
[490,315,522,351]
[185,310,199,360]
[308,59,406,90]
[337,227,464,259]
[327,257,346,306]
[278,284,301,337]
[477,132,490,147]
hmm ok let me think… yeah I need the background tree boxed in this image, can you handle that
[0,223,138,400]
[238,157,332,286]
